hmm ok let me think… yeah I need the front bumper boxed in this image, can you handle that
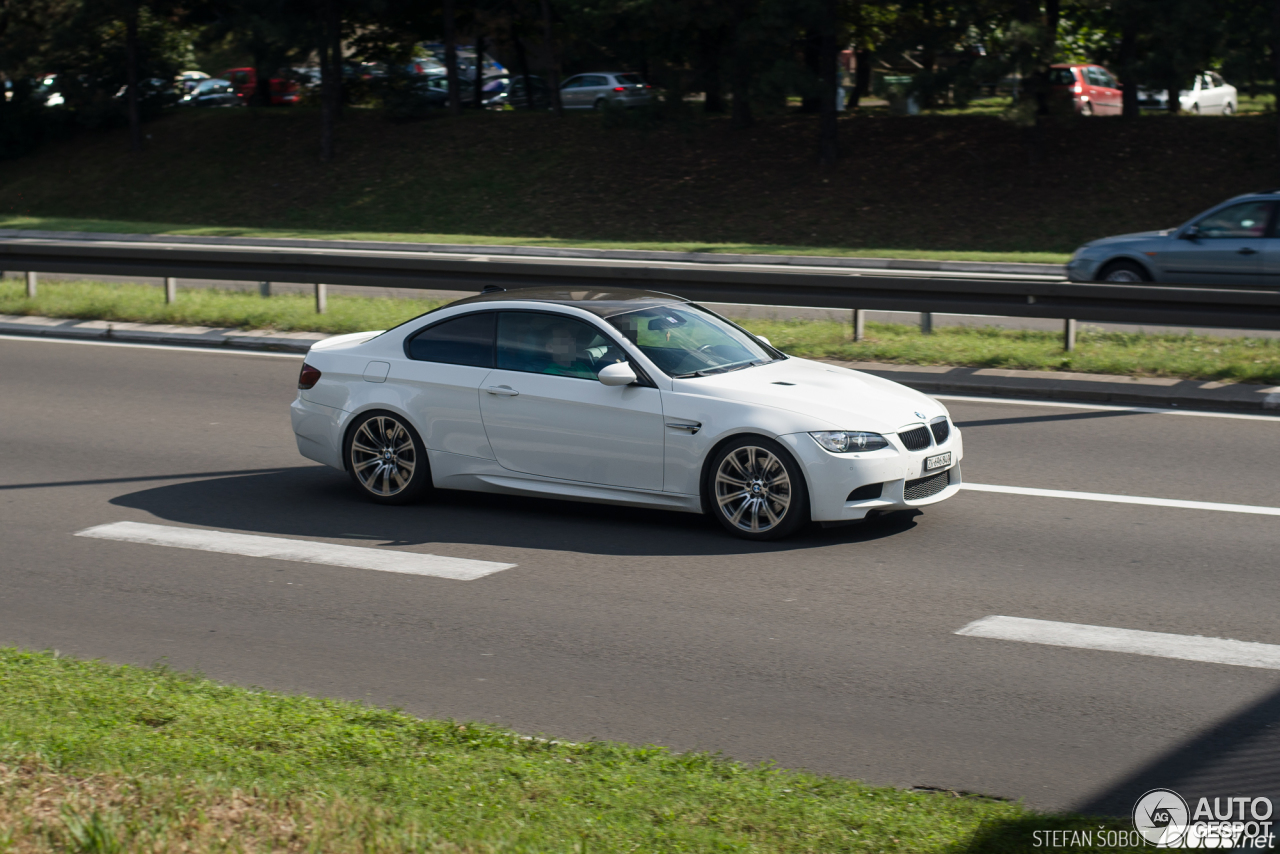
[1065,255,1097,282]
[781,427,964,522]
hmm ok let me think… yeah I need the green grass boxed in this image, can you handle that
[0,647,1144,853]
[0,215,1072,265]
[749,316,1280,385]
[5,279,1279,385]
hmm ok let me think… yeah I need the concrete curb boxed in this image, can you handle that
[0,314,321,354]
[3,315,1276,414]
[0,229,1067,277]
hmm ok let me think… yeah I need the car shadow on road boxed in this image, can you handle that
[109,467,920,557]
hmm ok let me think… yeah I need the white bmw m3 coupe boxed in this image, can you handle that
[290,287,963,540]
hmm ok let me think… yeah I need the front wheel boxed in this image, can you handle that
[1223,101,1236,117]
[345,412,431,505]
[707,437,810,541]
[1098,260,1151,283]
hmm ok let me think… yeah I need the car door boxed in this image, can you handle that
[576,75,610,108]
[397,311,497,460]
[559,75,585,108]
[478,311,665,490]
[1199,73,1224,113]
[1094,67,1122,114]
[1158,201,1274,286]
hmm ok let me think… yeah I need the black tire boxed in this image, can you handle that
[705,436,810,541]
[1079,101,1094,116]
[344,411,432,505]
[593,98,606,110]
[1223,101,1235,117]
[1097,259,1151,283]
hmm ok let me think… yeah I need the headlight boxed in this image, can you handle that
[810,431,889,453]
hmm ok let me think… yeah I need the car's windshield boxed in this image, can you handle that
[605,304,781,378]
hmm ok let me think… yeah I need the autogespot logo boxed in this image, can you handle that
[1131,788,1276,849]
[1134,789,1189,846]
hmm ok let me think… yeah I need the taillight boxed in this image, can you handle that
[1072,85,1082,94]
[298,363,322,389]
[614,86,626,91]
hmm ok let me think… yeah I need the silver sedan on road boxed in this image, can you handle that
[1067,192,1280,286]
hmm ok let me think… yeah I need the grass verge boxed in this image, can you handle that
[4,279,1280,385]
[0,647,1143,853]
[0,215,1071,265]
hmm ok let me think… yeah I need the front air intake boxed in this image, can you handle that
[904,470,950,501]
[899,426,932,451]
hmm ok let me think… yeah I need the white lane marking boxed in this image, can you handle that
[0,334,304,358]
[961,482,1280,516]
[76,521,514,581]
[934,393,1280,422]
[957,616,1280,671]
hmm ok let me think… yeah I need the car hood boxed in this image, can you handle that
[1079,229,1171,251]
[672,357,946,434]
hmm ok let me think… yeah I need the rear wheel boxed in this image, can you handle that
[1079,100,1094,116]
[593,98,606,110]
[1098,260,1151,283]
[1223,101,1236,116]
[345,412,431,505]
[706,436,810,541]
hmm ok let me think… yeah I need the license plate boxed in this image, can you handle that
[924,452,951,472]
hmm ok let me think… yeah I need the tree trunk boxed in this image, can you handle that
[125,2,141,153]
[818,0,838,164]
[800,28,820,113]
[854,49,871,104]
[473,33,487,108]
[513,28,535,110]
[1274,0,1280,175]
[698,27,725,113]
[255,63,273,108]
[1118,23,1138,118]
[443,0,461,114]
[319,0,340,161]
[540,0,563,115]
[730,25,752,128]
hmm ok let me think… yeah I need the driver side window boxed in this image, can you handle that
[496,312,627,380]
[1196,202,1275,239]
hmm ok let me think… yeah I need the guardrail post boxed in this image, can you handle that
[164,277,177,304]
[1064,318,1077,352]
[315,283,327,314]
[259,281,272,298]
[852,309,865,342]
[920,312,933,334]
[25,271,37,298]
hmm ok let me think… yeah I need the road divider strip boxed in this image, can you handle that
[957,615,1280,670]
[75,521,514,581]
[961,482,1280,516]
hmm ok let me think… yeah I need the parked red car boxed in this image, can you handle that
[1049,63,1121,115]
[222,68,299,105]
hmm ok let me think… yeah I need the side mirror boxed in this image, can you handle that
[756,335,772,347]
[598,362,637,386]
[1179,226,1199,240]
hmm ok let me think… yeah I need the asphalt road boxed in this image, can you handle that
[2,335,1279,815]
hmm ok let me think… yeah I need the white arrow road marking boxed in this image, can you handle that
[76,521,514,581]
[957,616,1280,671]
[962,482,1280,516]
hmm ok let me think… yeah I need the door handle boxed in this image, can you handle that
[1238,247,1259,255]
[485,385,519,396]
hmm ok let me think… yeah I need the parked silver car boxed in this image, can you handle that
[1067,192,1279,286]
[559,72,653,109]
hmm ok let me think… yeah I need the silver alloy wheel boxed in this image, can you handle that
[714,445,793,533]
[1103,268,1143,282]
[350,416,417,497]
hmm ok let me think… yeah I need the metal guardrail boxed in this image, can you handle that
[3,233,1280,335]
